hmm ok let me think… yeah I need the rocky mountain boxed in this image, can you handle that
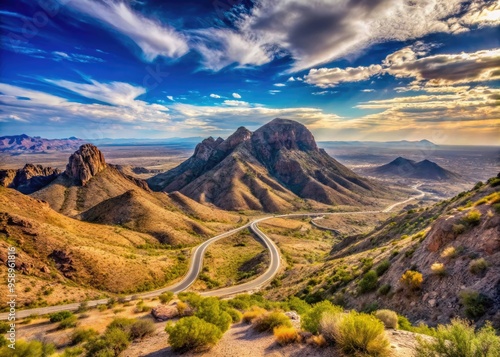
[371,157,460,180]
[0,164,61,194]
[0,134,86,153]
[27,144,239,245]
[148,119,384,212]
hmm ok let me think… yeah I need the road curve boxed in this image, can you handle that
[0,186,424,320]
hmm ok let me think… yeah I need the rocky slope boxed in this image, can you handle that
[148,119,385,212]
[0,134,86,153]
[371,157,460,181]
[266,176,500,327]
[0,164,61,194]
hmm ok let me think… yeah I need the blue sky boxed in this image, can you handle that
[0,0,499,144]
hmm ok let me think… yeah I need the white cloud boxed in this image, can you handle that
[312,91,334,96]
[223,100,250,107]
[167,96,174,101]
[361,89,375,92]
[232,92,242,99]
[190,28,271,71]
[269,90,281,95]
[52,51,104,63]
[58,0,188,61]
[287,77,296,82]
[210,93,221,99]
[274,83,286,87]
[305,65,383,88]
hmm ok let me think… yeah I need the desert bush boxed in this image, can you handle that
[49,310,74,323]
[195,297,232,332]
[306,334,327,347]
[70,327,98,345]
[321,311,390,356]
[452,223,466,235]
[86,327,130,357]
[242,306,267,323]
[0,339,55,357]
[58,315,78,330]
[107,317,134,332]
[459,290,488,319]
[62,346,84,357]
[400,270,423,290]
[463,209,482,226]
[285,297,311,314]
[274,326,298,345]
[374,309,398,329]
[302,300,343,335]
[375,260,390,276]
[358,270,378,293]
[159,291,174,304]
[378,284,391,295]
[252,311,291,332]
[166,316,222,352]
[431,262,446,276]
[469,258,488,275]
[129,319,155,340]
[226,308,242,323]
[177,291,203,308]
[0,321,9,334]
[134,300,151,313]
[415,319,500,357]
[441,246,457,259]
[176,301,188,316]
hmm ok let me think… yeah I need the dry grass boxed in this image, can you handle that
[242,306,267,323]
[273,326,298,345]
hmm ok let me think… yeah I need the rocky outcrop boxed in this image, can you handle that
[0,164,61,194]
[65,144,106,186]
[151,304,179,321]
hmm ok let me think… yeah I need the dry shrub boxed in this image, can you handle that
[306,334,327,348]
[374,310,398,329]
[400,270,423,290]
[273,326,298,345]
[252,311,291,332]
[441,247,457,259]
[431,262,446,276]
[242,306,267,323]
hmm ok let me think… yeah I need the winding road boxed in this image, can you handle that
[0,186,424,320]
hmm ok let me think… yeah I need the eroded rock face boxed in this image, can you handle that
[65,144,106,186]
[0,164,61,194]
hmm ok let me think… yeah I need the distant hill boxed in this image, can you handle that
[320,139,438,148]
[0,164,61,194]
[148,118,388,212]
[0,134,86,153]
[371,157,460,180]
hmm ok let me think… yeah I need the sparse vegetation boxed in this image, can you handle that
[400,270,423,290]
[159,291,174,304]
[375,259,390,276]
[431,262,446,276]
[415,319,500,357]
[441,246,458,259]
[70,328,98,345]
[459,290,488,319]
[273,326,298,345]
[462,209,482,226]
[469,258,488,275]
[358,270,378,293]
[374,309,398,329]
[166,316,222,352]
[302,300,342,334]
[0,339,55,357]
[378,284,391,295]
[49,310,74,323]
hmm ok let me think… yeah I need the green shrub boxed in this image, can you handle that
[49,310,74,323]
[159,291,174,304]
[463,209,481,226]
[358,270,378,293]
[166,316,222,352]
[302,300,343,334]
[242,306,267,323]
[0,321,9,334]
[321,311,390,356]
[226,308,242,323]
[252,311,292,332]
[130,319,155,340]
[469,258,488,275]
[375,260,390,276]
[58,315,78,330]
[378,284,391,295]
[397,315,413,331]
[453,224,466,235]
[374,309,398,329]
[459,290,488,319]
[107,317,134,332]
[70,327,98,345]
[285,297,311,314]
[415,319,500,357]
[0,339,55,357]
[195,297,232,332]
[400,270,423,290]
[86,327,130,357]
[63,346,84,357]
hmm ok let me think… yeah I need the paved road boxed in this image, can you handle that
[0,186,424,320]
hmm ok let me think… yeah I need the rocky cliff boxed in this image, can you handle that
[0,164,61,194]
[65,144,107,186]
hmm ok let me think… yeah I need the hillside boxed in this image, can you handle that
[0,134,86,152]
[148,119,388,212]
[0,164,61,194]
[0,187,191,308]
[29,144,239,245]
[371,157,460,181]
[265,176,500,327]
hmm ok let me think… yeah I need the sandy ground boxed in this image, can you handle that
[123,321,423,357]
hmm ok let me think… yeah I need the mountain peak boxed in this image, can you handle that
[65,144,106,186]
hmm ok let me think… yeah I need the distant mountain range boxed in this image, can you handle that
[370,157,460,180]
[148,118,388,212]
[320,139,438,148]
[0,134,86,153]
